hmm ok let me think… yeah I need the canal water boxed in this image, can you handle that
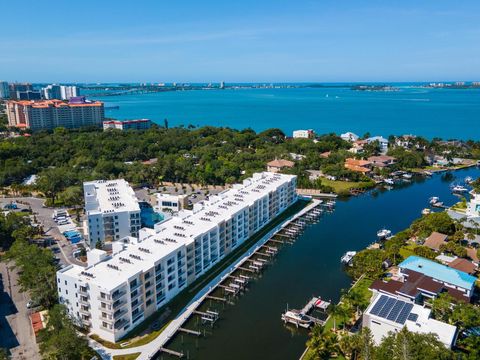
[158,167,480,360]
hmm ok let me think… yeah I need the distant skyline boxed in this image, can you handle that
[2,0,480,83]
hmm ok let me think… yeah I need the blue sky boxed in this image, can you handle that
[2,0,480,82]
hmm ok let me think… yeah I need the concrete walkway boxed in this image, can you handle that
[89,199,322,359]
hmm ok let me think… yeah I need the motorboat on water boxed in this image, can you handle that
[422,208,431,215]
[340,251,356,265]
[281,310,312,328]
[377,228,392,239]
[465,176,474,184]
[424,171,433,176]
[403,173,413,179]
[384,178,395,185]
[451,184,469,193]
[429,196,440,205]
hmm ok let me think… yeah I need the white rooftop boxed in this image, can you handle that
[65,172,296,291]
[84,179,140,215]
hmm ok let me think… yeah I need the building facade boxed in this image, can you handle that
[84,179,141,248]
[42,84,79,100]
[467,192,480,218]
[103,119,152,131]
[6,97,104,131]
[0,81,9,99]
[292,129,314,139]
[57,172,297,342]
[154,193,188,213]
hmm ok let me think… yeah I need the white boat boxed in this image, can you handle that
[451,185,468,193]
[281,310,312,328]
[340,251,356,265]
[429,196,440,205]
[384,178,395,185]
[403,173,413,179]
[465,176,474,184]
[377,228,392,239]
[424,171,433,176]
[422,208,431,215]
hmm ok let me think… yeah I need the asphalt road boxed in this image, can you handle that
[0,262,40,360]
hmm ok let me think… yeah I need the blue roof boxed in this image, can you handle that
[399,256,477,290]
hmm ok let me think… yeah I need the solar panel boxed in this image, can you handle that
[370,295,388,316]
[378,297,396,318]
[407,313,418,322]
[386,300,406,321]
[396,303,414,324]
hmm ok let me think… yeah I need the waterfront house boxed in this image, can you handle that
[366,136,389,154]
[344,158,372,174]
[370,268,470,303]
[267,159,295,173]
[363,293,457,349]
[367,155,396,168]
[340,132,359,142]
[467,191,480,217]
[423,232,449,251]
[398,256,477,299]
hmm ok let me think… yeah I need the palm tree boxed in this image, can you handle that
[307,325,340,360]
[327,303,343,331]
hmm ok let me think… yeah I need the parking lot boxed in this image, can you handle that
[0,197,85,267]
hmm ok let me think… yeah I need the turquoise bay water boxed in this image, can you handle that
[92,86,480,139]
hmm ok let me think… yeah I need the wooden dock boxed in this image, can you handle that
[160,347,184,358]
[178,327,202,336]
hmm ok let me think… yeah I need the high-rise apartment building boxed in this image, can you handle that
[0,81,9,99]
[42,84,79,100]
[6,97,104,131]
[57,172,297,342]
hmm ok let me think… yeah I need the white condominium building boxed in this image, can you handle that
[57,172,297,342]
[84,179,141,248]
[292,129,314,139]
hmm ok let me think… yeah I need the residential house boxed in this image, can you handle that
[366,136,389,154]
[448,258,477,275]
[344,158,372,174]
[363,293,457,349]
[267,159,295,173]
[367,155,396,168]
[292,129,315,139]
[423,232,448,251]
[340,132,359,142]
[398,256,477,299]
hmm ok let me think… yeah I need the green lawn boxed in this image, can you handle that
[91,199,310,349]
[320,179,375,195]
[399,244,418,259]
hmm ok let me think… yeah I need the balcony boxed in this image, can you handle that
[113,299,127,309]
[82,318,92,328]
[112,290,126,300]
[78,296,89,305]
[113,308,128,319]
[114,318,129,330]
[78,287,89,296]
[97,295,113,303]
[79,306,90,315]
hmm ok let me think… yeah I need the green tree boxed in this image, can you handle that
[38,304,92,360]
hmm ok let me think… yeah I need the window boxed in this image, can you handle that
[64,280,67,285]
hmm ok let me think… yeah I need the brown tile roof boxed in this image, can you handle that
[345,158,372,167]
[368,155,396,163]
[267,159,295,168]
[446,287,471,303]
[370,279,404,296]
[449,258,477,274]
[466,247,479,263]
[345,164,371,173]
[423,232,448,251]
